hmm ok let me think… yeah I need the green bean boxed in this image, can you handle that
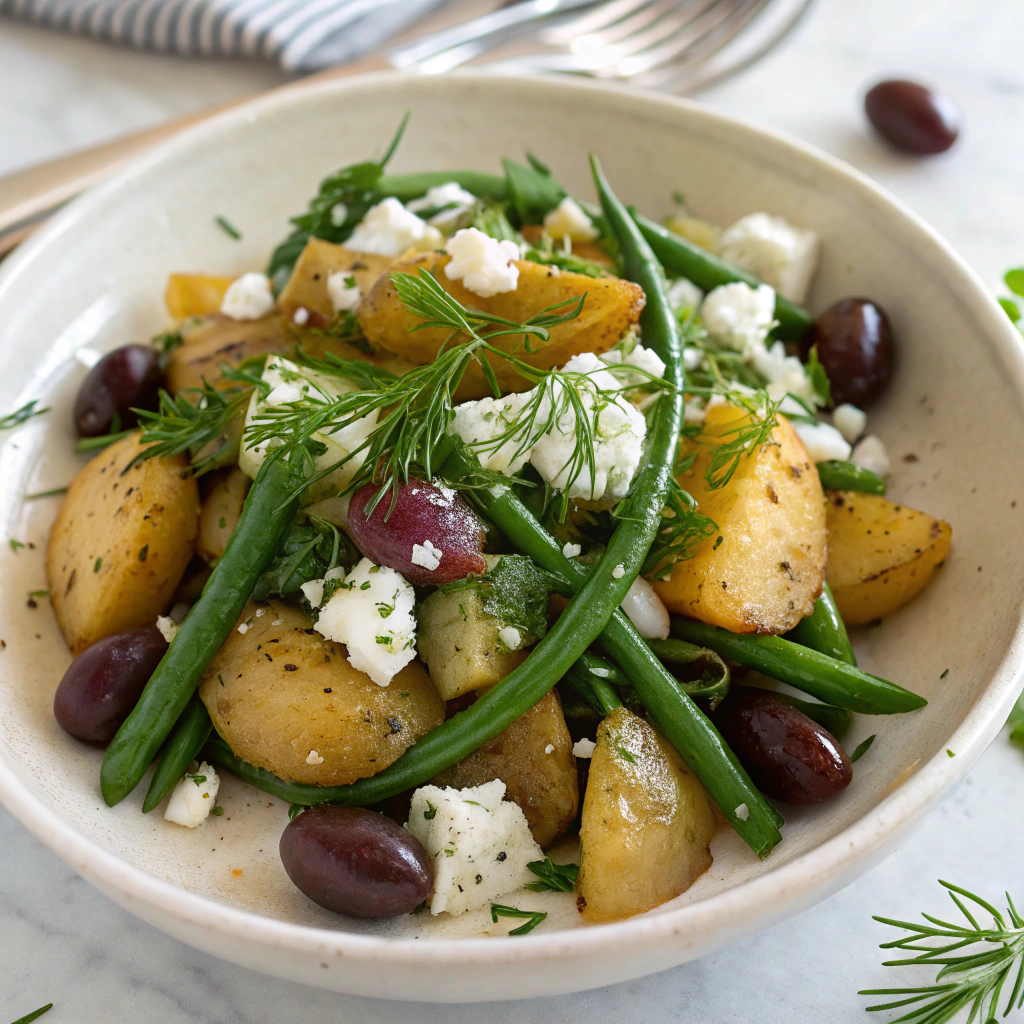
[141,695,214,813]
[669,618,925,715]
[563,655,624,716]
[786,583,856,666]
[100,457,302,806]
[644,638,731,709]
[205,736,342,806]
[816,460,887,495]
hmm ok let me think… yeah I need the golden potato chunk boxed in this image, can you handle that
[199,600,444,786]
[165,273,235,319]
[653,404,826,634]
[826,489,952,625]
[433,691,578,847]
[196,466,250,564]
[577,707,716,923]
[357,252,645,399]
[46,433,199,655]
[277,238,394,325]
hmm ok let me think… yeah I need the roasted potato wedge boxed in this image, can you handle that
[277,238,394,324]
[826,490,952,625]
[653,403,826,634]
[165,273,235,319]
[357,252,645,399]
[196,466,250,564]
[46,433,199,655]
[199,599,444,786]
[433,691,578,847]
[576,707,716,923]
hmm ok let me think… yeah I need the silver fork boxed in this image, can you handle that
[0,0,812,257]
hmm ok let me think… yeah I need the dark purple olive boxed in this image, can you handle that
[280,806,432,918]
[712,687,852,805]
[347,478,487,586]
[53,626,168,743]
[865,79,961,155]
[802,298,894,407]
[74,344,163,437]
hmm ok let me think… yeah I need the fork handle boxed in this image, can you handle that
[0,53,388,259]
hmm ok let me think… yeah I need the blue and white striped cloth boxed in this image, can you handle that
[0,0,444,70]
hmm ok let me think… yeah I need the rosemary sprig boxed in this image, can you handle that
[525,857,579,892]
[860,881,1024,1024]
[0,400,48,432]
[490,903,548,935]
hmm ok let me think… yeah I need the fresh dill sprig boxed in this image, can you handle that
[525,857,579,892]
[490,903,548,936]
[0,399,48,432]
[643,469,718,579]
[860,881,1024,1024]
[702,390,782,491]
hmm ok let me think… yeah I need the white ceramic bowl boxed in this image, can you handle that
[1,73,1022,1003]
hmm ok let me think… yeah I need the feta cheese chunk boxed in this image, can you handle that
[851,434,891,477]
[701,282,777,355]
[346,197,443,257]
[306,750,325,766]
[734,802,750,821]
[667,276,704,314]
[572,737,596,759]
[292,306,310,326]
[444,228,520,297]
[749,339,820,406]
[164,762,220,828]
[220,272,275,320]
[497,625,522,651]
[406,780,543,916]
[833,403,868,444]
[407,182,479,228]
[562,542,582,558]
[611,563,626,579]
[718,213,820,304]
[449,391,532,476]
[794,420,852,463]
[326,271,361,313]
[411,539,443,571]
[542,196,599,243]
[238,355,377,501]
[315,558,417,686]
[620,576,670,639]
[300,578,325,609]
[599,341,667,388]
[155,615,179,644]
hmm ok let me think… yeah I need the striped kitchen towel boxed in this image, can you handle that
[0,0,445,71]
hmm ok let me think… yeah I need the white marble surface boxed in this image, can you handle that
[3,0,1024,1019]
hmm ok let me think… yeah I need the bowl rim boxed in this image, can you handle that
[2,68,1023,973]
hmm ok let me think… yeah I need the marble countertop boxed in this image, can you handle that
[3,0,1024,1019]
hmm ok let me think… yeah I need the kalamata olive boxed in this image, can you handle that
[280,806,432,918]
[53,626,168,743]
[347,478,487,586]
[802,298,894,407]
[864,79,961,155]
[712,687,852,805]
[74,344,162,437]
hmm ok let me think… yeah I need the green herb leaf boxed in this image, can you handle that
[211,805,224,815]
[214,215,242,240]
[1008,691,1024,749]
[525,857,580,892]
[9,538,24,552]
[75,429,133,453]
[1005,267,1024,297]
[502,157,565,225]
[287,804,308,821]
[806,344,833,406]
[850,734,876,762]
[998,297,1021,322]
[0,400,48,433]
[617,746,637,764]
[490,903,548,936]
[10,1004,54,1024]
[423,801,437,820]
[24,487,68,500]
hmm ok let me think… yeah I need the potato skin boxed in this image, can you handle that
[46,432,199,655]
[432,691,578,847]
[577,707,716,923]
[826,489,952,625]
[199,600,444,786]
[357,252,645,399]
[196,466,250,564]
[653,404,826,634]
[164,273,235,319]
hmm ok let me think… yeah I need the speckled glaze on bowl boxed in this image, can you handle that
[1,73,1022,1003]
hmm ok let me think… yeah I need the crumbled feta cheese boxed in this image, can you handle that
[572,738,596,759]
[794,421,852,463]
[701,282,777,355]
[450,352,646,502]
[329,202,348,227]
[599,341,667,389]
[667,277,704,313]
[589,667,611,678]
[410,539,443,572]
[405,780,543,916]
[734,802,750,821]
[254,608,265,618]
[851,434,891,477]
[164,762,220,828]
[444,228,520,297]
[611,563,626,579]
[833,403,868,444]
[237,622,249,635]
[315,558,417,687]
[718,213,820,304]
[239,355,377,500]
[271,618,283,626]
[544,744,555,755]
[562,542,582,558]
[155,615,179,644]
[220,272,275,320]
[306,750,325,766]
[683,346,705,372]
[684,397,707,424]
[346,197,443,256]
[76,346,102,369]
[407,182,479,227]
[300,578,326,609]
[542,196,599,243]
[620,576,670,639]
[497,625,522,651]
[749,339,819,406]
[292,306,310,326]
[326,271,361,313]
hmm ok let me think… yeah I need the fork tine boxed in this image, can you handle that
[541,0,674,49]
